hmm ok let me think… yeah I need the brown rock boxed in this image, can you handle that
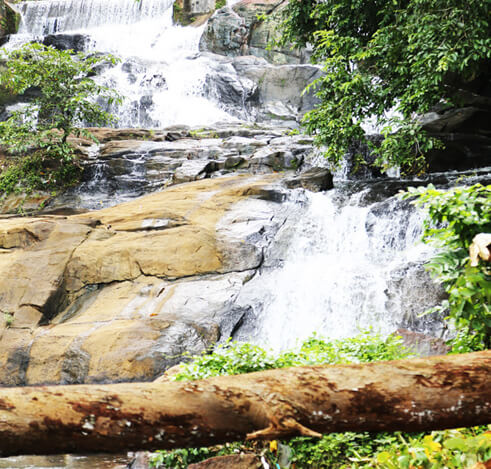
[0,174,280,385]
[188,454,261,469]
[0,328,33,386]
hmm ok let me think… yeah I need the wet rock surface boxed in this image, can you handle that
[42,123,317,211]
[201,54,322,122]
[0,174,293,385]
[42,33,90,51]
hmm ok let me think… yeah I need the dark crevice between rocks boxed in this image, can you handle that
[37,284,70,326]
[38,227,95,325]
[55,285,101,324]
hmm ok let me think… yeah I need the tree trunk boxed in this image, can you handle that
[0,351,489,457]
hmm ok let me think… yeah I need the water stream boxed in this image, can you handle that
[10,0,240,127]
[241,188,444,352]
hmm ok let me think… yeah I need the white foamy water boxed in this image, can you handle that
[13,0,239,128]
[242,189,436,352]
[17,0,175,35]
[86,11,238,127]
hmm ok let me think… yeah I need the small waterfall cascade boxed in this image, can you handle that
[11,0,239,128]
[17,0,175,35]
[241,188,444,352]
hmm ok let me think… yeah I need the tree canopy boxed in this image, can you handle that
[279,0,491,174]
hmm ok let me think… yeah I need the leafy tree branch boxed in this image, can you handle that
[0,43,121,195]
[278,0,491,174]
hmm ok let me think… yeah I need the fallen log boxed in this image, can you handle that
[0,351,489,456]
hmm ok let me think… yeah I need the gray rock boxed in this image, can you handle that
[200,0,309,65]
[284,167,334,192]
[385,262,447,334]
[420,107,481,133]
[232,0,285,26]
[42,33,89,51]
[217,197,285,271]
[222,136,266,154]
[203,70,258,109]
[184,0,215,16]
[224,155,246,168]
[232,59,323,120]
[60,347,90,384]
[248,2,311,65]
[394,328,450,356]
[250,147,301,171]
[199,7,248,56]
[127,452,150,469]
[172,159,216,184]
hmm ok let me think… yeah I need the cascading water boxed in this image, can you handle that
[11,0,240,128]
[1,0,466,354]
[17,0,175,35]
[1,1,474,466]
[237,187,445,352]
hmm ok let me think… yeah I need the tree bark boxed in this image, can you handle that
[0,351,489,457]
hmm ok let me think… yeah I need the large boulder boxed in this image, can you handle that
[200,0,309,64]
[201,55,322,121]
[0,174,289,385]
[231,57,322,121]
[199,7,248,56]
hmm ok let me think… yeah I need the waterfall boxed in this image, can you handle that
[238,188,444,352]
[5,0,451,352]
[17,0,175,35]
[13,0,239,128]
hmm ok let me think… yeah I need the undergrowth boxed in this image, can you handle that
[150,332,491,468]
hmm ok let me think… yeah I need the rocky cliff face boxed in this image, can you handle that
[0,173,293,385]
[0,122,335,385]
[200,0,310,64]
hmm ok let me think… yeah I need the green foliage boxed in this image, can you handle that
[173,341,280,381]
[2,311,13,327]
[447,327,488,354]
[286,427,491,468]
[172,331,412,381]
[215,0,226,10]
[360,427,491,469]
[0,43,120,195]
[288,431,399,468]
[0,147,82,197]
[278,0,491,174]
[401,183,491,347]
